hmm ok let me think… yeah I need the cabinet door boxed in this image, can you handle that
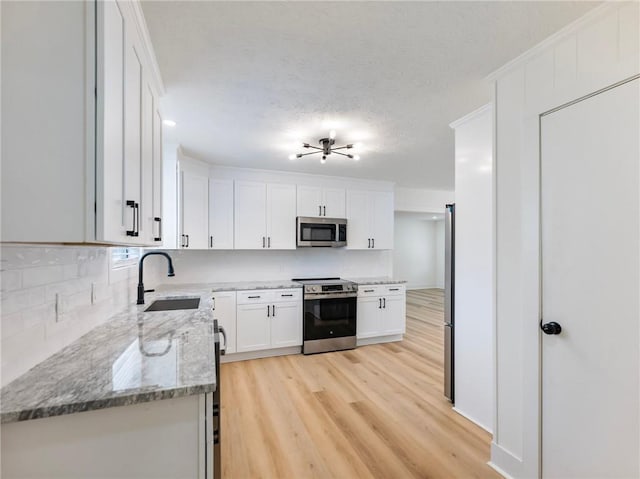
[98,0,126,243]
[152,108,163,245]
[322,187,346,218]
[212,291,237,354]
[296,185,323,217]
[271,301,302,348]
[180,172,209,249]
[346,189,371,249]
[380,294,406,335]
[371,191,394,250]
[140,82,155,245]
[123,30,143,244]
[266,183,296,250]
[356,296,382,339]
[208,179,234,249]
[236,303,270,352]
[234,181,267,249]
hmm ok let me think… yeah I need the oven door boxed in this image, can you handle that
[303,295,356,340]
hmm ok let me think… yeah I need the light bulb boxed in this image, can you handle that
[353,155,361,161]
[320,157,327,164]
[329,130,336,139]
[288,154,296,160]
[163,120,177,127]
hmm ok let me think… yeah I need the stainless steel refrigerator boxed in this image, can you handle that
[444,203,455,403]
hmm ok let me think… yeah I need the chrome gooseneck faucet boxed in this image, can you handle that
[137,251,175,305]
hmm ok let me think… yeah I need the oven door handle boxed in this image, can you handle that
[305,293,357,300]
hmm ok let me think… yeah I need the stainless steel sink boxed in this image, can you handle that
[144,297,200,312]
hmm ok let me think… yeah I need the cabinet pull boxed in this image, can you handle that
[210,236,213,248]
[268,236,271,248]
[219,326,227,356]
[379,298,382,309]
[389,288,400,291]
[126,200,138,237]
[262,236,265,248]
[212,297,216,310]
[248,295,261,299]
[319,205,322,216]
[364,289,374,293]
[267,305,270,317]
[185,234,189,248]
[368,238,371,248]
[281,294,293,297]
[153,217,162,242]
[272,304,276,316]
[372,238,375,248]
[180,234,185,248]
[323,205,326,216]
[383,298,386,308]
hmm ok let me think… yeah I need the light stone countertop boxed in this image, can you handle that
[155,280,303,293]
[0,288,218,424]
[345,277,408,286]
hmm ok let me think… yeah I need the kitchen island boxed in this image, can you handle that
[1,288,220,478]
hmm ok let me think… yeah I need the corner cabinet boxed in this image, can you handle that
[234,181,296,250]
[1,1,163,245]
[212,291,237,354]
[346,190,394,249]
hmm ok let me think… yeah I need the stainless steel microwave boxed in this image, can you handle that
[296,217,347,247]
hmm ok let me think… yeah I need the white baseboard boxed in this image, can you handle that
[489,442,523,479]
[452,406,493,434]
[221,346,301,363]
[356,334,403,346]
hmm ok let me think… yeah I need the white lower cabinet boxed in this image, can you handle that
[211,291,237,354]
[357,284,406,339]
[235,289,302,353]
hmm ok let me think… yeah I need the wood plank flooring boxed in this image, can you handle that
[220,289,500,479]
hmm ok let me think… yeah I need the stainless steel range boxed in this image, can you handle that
[293,277,358,355]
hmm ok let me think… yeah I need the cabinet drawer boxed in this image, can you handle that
[272,289,302,303]
[382,284,405,295]
[237,290,274,304]
[357,285,383,297]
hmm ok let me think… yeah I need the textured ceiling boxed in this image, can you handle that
[142,1,599,189]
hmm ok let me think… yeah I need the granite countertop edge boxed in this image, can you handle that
[1,383,215,424]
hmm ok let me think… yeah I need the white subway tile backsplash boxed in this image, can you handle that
[1,245,136,387]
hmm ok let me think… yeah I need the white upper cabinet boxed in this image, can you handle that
[234,181,267,249]
[296,185,345,218]
[235,181,296,250]
[180,170,209,249]
[1,0,163,245]
[208,179,234,249]
[346,189,394,249]
[266,184,296,249]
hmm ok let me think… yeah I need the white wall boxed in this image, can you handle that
[490,3,639,477]
[0,246,136,387]
[450,104,493,433]
[394,187,454,214]
[393,212,442,289]
[144,248,392,286]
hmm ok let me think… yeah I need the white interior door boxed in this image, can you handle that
[541,78,639,478]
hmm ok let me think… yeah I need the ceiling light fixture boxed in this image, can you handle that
[163,119,177,127]
[290,131,362,164]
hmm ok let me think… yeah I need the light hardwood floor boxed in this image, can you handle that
[220,289,500,479]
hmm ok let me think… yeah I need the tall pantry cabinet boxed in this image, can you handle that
[1,0,164,245]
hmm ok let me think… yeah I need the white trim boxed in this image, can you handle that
[488,461,515,479]
[452,406,492,434]
[220,346,301,363]
[491,442,524,477]
[129,0,165,95]
[356,334,403,346]
[485,3,614,82]
[449,103,492,129]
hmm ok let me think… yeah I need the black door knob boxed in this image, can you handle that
[540,321,562,335]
